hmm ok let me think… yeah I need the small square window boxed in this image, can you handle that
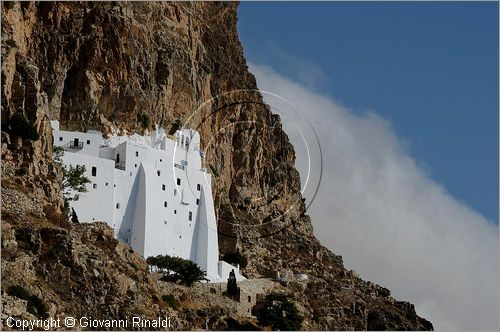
[93,183,97,189]
[157,170,161,176]
[135,164,137,168]
[162,184,166,191]
[116,203,120,209]
[164,221,167,225]
[59,137,63,141]
[174,210,177,214]
[92,167,97,176]
[164,201,167,207]
[105,182,108,186]
[197,184,201,191]
[160,159,162,162]
[177,178,181,185]
[135,151,139,157]
[86,139,90,145]
[196,199,200,205]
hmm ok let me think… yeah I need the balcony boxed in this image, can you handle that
[115,160,126,171]
[65,140,83,150]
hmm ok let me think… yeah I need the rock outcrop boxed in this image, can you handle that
[1,2,432,330]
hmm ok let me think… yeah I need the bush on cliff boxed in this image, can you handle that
[147,254,208,286]
[137,113,152,129]
[7,285,49,319]
[254,292,303,331]
[221,251,248,268]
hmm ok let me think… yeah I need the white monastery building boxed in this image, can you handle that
[50,120,244,282]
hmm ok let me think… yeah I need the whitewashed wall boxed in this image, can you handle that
[50,121,243,282]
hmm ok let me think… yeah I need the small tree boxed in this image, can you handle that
[226,269,239,298]
[147,254,208,286]
[254,292,303,331]
[62,164,91,202]
[70,208,79,224]
[9,113,39,141]
[52,146,90,216]
[162,294,180,309]
[137,113,152,129]
[53,146,64,163]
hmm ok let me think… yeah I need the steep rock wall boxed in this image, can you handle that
[1,2,432,330]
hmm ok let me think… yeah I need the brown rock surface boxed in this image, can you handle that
[1,2,432,330]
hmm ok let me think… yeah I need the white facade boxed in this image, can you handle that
[50,120,244,282]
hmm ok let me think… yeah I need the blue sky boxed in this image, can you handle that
[237,2,498,224]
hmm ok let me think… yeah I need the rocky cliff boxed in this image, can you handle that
[1,2,433,330]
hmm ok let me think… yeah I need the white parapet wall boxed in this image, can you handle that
[50,120,244,282]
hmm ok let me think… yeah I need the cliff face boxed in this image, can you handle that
[1,2,432,330]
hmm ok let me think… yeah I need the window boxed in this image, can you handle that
[86,139,90,145]
[105,182,108,186]
[162,184,166,191]
[164,221,167,225]
[157,170,161,176]
[59,137,63,141]
[196,198,200,205]
[248,296,251,303]
[177,178,181,185]
[160,159,162,162]
[135,151,139,157]
[135,164,137,168]
[93,183,97,189]
[197,184,201,191]
[164,201,167,208]
[188,211,192,221]
[174,210,177,214]
[174,189,177,196]
[116,203,120,209]
[92,167,97,176]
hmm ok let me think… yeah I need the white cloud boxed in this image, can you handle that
[250,63,499,331]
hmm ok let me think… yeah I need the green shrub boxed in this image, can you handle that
[162,294,180,309]
[70,208,79,224]
[7,285,49,319]
[137,113,152,129]
[254,292,303,331]
[53,146,64,163]
[221,251,248,268]
[62,164,91,202]
[7,285,31,300]
[9,113,39,141]
[147,254,208,286]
